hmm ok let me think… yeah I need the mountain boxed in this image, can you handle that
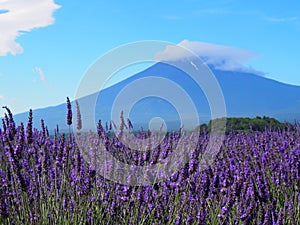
[3,62,300,133]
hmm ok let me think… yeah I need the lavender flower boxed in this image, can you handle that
[26,109,33,144]
[66,97,72,126]
[75,100,82,131]
[2,106,16,136]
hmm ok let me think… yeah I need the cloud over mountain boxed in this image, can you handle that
[156,40,265,75]
[0,0,60,56]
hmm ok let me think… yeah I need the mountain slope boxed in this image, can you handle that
[5,62,300,132]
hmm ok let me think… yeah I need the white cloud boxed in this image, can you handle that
[0,0,60,56]
[156,40,265,75]
[198,8,232,15]
[163,15,182,20]
[0,95,4,100]
[266,16,299,23]
[33,67,46,82]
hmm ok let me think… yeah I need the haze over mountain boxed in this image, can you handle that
[5,60,300,133]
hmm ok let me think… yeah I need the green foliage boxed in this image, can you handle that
[196,116,293,134]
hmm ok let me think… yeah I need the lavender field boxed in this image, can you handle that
[0,100,300,225]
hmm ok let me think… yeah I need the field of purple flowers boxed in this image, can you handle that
[0,99,300,224]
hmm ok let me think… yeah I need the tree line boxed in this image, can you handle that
[196,116,294,134]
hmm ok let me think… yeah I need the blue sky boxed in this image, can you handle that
[0,0,300,114]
